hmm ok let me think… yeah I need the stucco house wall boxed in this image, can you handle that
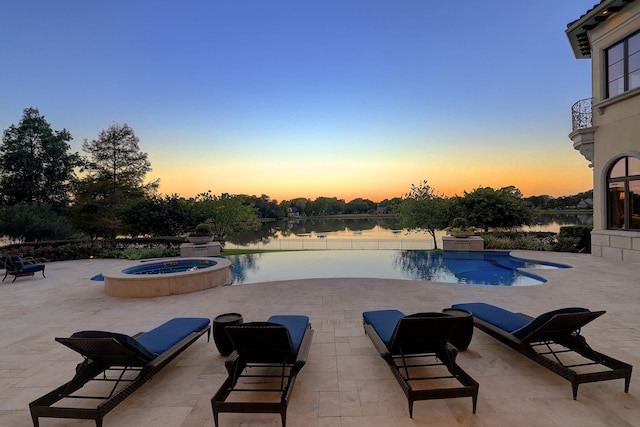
[567,0,640,261]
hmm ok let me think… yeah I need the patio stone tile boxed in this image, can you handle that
[2,251,638,426]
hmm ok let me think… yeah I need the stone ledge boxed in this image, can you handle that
[442,236,484,251]
[180,241,221,257]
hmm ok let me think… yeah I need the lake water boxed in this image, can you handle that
[225,213,592,251]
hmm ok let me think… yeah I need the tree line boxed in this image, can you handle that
[0,107,592,245]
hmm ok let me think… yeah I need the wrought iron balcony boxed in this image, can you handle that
[571,97,593,131]
[569,97,595,167]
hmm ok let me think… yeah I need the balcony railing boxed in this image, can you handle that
[571,97,593,131]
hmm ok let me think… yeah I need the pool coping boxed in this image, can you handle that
[101,257,233,298]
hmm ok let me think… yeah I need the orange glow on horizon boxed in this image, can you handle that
[149,140,594,203]
[154,171,592,203]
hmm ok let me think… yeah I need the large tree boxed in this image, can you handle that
[81,122,157,193]
[0,203,78,242]
[456,186,532,232]
[117,194,197,237]
[397,180,452,249]
[0,107,81,208]
[240,194,284,219]
[190,191,261,243]
[68,123,158,237]
[345,198,376,214]
[308,197,346,215]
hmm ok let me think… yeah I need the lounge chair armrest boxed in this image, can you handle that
[224,351,241,373]
[21,256,46,264]
[363,323,392,361]
[293,325,314,371]
[445,342,459,361]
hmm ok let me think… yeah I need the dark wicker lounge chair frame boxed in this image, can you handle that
[211,322,313,427]
[363,315,479,417]
[2,255,45,283]
[29,325,210,427]
[470,310,632,399]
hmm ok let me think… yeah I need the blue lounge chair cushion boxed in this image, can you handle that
[9,255,24,269]
[452,303,530,333]
[136,317,210,355]
[452,303,590,339]
[71,330,158,362]
[267,315,309,354]
[71,317,210,362]
[362,309,406,348]
[20,263,44,274]
[511,307,589,339]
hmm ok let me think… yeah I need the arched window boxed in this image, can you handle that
[607,156,640,230]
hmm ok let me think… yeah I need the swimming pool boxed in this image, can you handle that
[226,250,571,286]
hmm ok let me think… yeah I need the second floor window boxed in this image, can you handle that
[606,31,640,98]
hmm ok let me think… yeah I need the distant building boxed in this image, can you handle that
[287,207,301,217]
[577,198,594,210]
[567,0,640,262]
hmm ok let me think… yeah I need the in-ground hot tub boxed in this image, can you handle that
[101,257,232,298]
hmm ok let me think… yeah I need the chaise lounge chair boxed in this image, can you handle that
[211,315,313,427]
[2,254,45,283]
[452,302,632,399]
[29,317,211,427]
[362,310,479,417]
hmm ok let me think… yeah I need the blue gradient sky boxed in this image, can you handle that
[1,1,594,202]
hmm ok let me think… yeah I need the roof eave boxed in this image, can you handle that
[566,0,634,59]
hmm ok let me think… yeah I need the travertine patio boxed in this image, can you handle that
[1,250,638,426]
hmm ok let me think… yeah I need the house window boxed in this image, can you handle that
[606,31,640,98]
[607,156,640,230]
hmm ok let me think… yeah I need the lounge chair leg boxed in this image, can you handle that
[572,383,579,400]
[625,376,631,393]
[408,400,414,418]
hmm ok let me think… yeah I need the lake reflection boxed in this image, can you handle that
[225,214,592,250]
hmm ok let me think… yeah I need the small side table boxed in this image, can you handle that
[213,313,243,356]
[442,308,474,351]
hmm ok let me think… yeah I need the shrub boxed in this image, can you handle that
[120,247,179,260]
[482,235,515,249]
[192,223,212,237]
[100,249,127,259]
[450,217,468,228]
[513,235,553,251]
[553,226,592,253]
[1,237,185,261]
[480,231,556,251]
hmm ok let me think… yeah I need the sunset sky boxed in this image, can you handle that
[1,1,594,202]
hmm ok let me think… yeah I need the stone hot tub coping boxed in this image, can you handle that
[101,257,232,298]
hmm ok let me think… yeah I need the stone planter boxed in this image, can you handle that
[452,231,472,238]
[188,236,213,245]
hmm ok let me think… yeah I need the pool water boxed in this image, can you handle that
[226,250,571,286]
[90,259,218,281]
[121,259,217,275]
